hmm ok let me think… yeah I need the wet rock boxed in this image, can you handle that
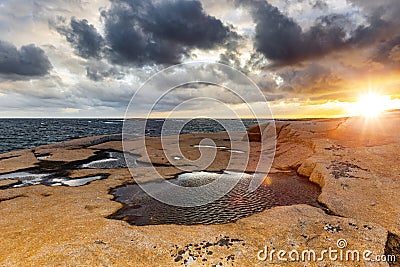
[0,115,399,266]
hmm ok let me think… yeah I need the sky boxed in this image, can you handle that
[0,0,400,118]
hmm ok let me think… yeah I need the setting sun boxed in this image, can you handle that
[347,93,392,118]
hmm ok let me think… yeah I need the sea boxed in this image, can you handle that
[0,118,263,154]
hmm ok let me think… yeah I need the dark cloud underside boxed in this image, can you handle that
[0,40,52,77]
[53,0,234,66]
[236,0,400,67]
[248,0,350,65]
[54,17,104,59]
[102,0,233,65]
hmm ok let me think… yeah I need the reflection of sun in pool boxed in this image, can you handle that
[348,93,392,118]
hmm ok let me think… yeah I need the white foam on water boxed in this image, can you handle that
[104,120,123,124]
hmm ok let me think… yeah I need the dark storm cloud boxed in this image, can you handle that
[0,40,52,77]
[51,0,235,65]
[234,0,350,65]
[101,0,234,65]
[345,4,399,66]
[230,0,400,103]
[235,0,400,66]
[347,0,400,71]
[53,17,104,59]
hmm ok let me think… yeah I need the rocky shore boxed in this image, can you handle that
[1,114,399,266]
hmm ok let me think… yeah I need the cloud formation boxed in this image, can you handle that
[0,40,52,77]
[85,60,124,81]
[103,0,235,65]
[234,0,398,68]
[54,17,104,59]
[2,0,400,117]
[53,0,235,66]
[236,0,349,65]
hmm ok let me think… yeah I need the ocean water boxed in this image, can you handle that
[0,118,261,154]
[0,119,124,154]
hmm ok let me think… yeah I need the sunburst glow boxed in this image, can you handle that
[347,93,392,118]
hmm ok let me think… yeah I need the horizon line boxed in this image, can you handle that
[0,115,351,120]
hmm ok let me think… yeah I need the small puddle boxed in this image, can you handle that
[0,170,107,188]
[108,171,322,225]
[0,150,131,189]
[80,151,125,168]
[0,171,48,181]
[81,157,120,168]
[50,176,105,187]
[79,151,143,169]
[0,150,135,189]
